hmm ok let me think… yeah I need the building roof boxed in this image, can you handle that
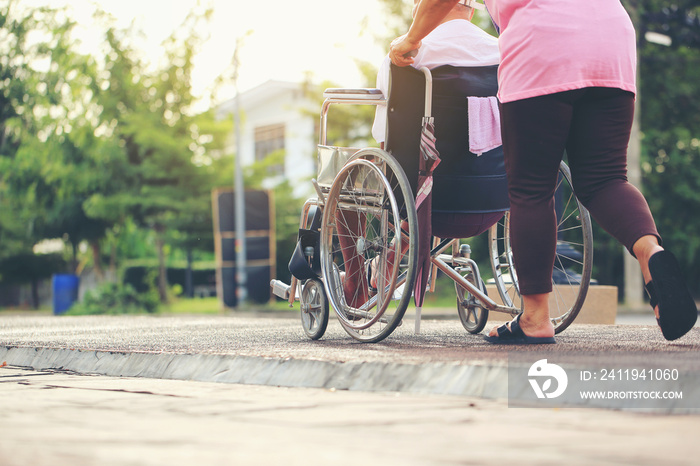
[217,80,310,119]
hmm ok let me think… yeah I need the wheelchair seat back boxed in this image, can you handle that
[385,63,509,237]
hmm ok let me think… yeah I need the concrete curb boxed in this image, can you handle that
[0,345,509,399]
[4,345,700,413]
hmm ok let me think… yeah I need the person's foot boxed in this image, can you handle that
[341,270,369,309]
[633,239,664,319]
[484,313,556,344]
[367,256,379,291]
[487,312,554,339]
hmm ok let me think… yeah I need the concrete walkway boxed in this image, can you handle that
[2,365,699,466]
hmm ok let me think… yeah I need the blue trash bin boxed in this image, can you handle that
[52,274,80,315]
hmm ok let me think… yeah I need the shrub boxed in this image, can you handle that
[66,282,160,315]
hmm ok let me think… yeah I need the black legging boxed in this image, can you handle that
[500,87,660,295]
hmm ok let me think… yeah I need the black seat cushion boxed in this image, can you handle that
[385,64,509,217]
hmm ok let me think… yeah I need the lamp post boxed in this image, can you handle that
[232,37,247,306]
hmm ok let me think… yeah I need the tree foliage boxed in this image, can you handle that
[0,3,229,303]
[0,1,111,272]
[625,1,700,294]
[80,8,230,301]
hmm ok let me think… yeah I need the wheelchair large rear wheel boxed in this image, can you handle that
[489,161,593,333]
[320,148,418,343]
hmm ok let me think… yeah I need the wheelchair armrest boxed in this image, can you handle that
[323,88,384,101]
[319,88,385,146]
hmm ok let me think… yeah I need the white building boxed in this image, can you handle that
[217,80,319,196]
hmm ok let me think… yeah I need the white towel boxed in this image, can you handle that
[467,96,502,156]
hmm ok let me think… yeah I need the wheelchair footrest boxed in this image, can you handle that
[270,280,292,300]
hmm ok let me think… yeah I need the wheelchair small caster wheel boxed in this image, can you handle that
[300,279,329,340]
[456,276,488,334]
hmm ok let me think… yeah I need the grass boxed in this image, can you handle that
[161,297,222,314]
[159,283,460,316]
[416,274,468,309]
[0,306,52,316]
[160,296,298,315]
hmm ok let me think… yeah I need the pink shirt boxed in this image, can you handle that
[484,0,637,103]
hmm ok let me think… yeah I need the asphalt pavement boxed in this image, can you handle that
[2,311,700,399]
[1,309,700,465]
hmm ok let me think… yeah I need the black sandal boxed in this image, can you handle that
[645,250,697,341]
[484,314,556,345]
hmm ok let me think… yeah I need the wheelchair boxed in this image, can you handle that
[271,64,593,343]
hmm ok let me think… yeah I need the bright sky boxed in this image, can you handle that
[25,0,390,109]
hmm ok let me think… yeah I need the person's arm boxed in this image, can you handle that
[389,0,460,66]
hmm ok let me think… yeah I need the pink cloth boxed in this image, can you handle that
[484,0,637,103]
[415,176,433,208]
[467,96,501,156]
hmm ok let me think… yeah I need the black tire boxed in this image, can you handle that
[300,279,329,340]
[456,277,489,334]
[320,148,418,343]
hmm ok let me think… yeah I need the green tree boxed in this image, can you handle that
[636,1,700,292]
[84,8,227,302]
[0,2,60,258]
[374,0,413,47]
[0,2,114,279]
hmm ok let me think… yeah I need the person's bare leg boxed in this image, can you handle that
[368,221,410,291]
[632,234,664,319]
[336,210,369,308]
[488,293,555,338]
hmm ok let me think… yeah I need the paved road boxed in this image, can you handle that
[1,312,700,465]
[1,312,698,366]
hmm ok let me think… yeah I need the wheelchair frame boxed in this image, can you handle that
[271,67,594,343]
